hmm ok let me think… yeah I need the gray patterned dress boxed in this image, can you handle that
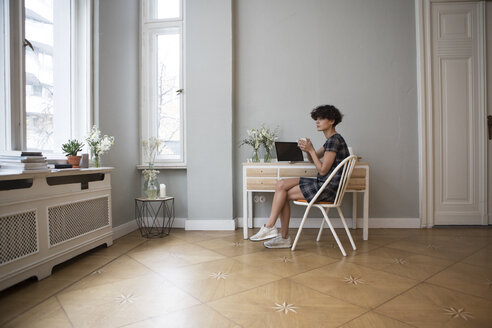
[299,133,350,203]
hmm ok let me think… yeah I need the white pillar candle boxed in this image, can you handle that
[160,184,166,198]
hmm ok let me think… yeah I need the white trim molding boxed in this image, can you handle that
[112,217,422,237]
[415,0,430,229]
[236,217,421,229]
[112,220,138,239]
[185,219,236,231]
[112,217,186,239]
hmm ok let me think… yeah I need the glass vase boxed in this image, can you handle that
[91,153,101,168]
[144,176,159,199]
[264,147,272,163]
[251,148,260,162]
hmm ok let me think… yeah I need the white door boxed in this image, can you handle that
[430,2,487,225]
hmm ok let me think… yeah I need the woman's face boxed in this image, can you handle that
[315,118,334,131]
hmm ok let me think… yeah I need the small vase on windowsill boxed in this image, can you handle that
[91,153,101,168]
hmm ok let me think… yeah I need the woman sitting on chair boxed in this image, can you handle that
[249,104,350,248]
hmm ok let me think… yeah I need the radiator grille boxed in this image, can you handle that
[0,211,38,265]
[48,197,109,246]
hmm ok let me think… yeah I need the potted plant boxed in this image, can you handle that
[62,139,84,168]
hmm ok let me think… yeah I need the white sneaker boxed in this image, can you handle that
[249,225,278,241]
[264,235,292,249]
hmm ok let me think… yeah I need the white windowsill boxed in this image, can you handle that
[136,164,187,170]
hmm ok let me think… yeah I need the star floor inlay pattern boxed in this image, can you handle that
[1,227,492,327]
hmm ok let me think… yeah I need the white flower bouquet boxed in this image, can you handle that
[86,126,115,167]
[142,168,159,181]
[142,137,163,168]
[240,124,279,162]
[259,125,279,162]
[240,128,261,149]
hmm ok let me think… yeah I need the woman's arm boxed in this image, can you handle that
[315,151,336,176]
[305,146,325,163]
[299,139,336,176]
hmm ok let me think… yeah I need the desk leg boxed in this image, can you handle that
[363,190,369,240]
[248,191,253,229]
[352,192,358,230]
[243,188,248,239]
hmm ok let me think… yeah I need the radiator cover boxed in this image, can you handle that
[48,197,110,247]
[0,211,38,265]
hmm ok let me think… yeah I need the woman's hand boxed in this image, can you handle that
[298,138,315,153]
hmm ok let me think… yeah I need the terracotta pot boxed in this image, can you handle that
[67,155,82,168]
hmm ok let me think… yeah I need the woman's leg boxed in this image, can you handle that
[279,185,305,237]
[265,178,303,229]
[279,201,290,237]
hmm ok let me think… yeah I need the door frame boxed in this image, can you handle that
[415,0,488,227]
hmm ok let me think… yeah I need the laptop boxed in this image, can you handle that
[275,141,305,162]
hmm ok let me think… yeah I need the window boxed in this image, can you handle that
[0,2,6,148]
[141,0,185,167]
[0,0,93,154]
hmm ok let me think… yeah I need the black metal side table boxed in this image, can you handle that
[135,196,175,238]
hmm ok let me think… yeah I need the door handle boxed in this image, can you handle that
[489,115,492,140]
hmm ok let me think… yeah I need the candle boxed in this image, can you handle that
[160,184,166,198]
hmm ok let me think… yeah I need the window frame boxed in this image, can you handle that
[0,0,94,156]
[140,0,186,168]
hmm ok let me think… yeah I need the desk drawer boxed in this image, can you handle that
[246,168,277,177]
[246,178,277,190]
[279,168,317,177]
[351,168,366,179]
[347,178,366,190]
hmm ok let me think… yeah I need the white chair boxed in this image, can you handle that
[291,155,358,256]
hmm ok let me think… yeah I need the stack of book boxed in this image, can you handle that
[0,152,50,173]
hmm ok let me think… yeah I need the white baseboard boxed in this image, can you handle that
[112,218,186,239]
[185,219,236,230]
[113,217,421,235]
[236,217,421,229]
[112,220,138,239]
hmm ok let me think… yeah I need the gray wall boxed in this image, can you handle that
[98,0,230,225]
[98,0,141,227]
[488,2,492,223]
[0,1,5,149]
[186,0,233,221]
[233,0,419,219]
[98,0,189,225]
[98,0,489,228]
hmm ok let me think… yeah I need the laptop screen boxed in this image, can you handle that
[275,142,304,162]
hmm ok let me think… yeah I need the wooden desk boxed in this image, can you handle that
[242,162,369,240]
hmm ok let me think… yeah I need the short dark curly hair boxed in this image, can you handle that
[310,105,343,127]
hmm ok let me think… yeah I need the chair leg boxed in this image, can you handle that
[316,220,324,242]
[316,208,329,242]
[337,207,356,250]
[320,207,346,256]
[291,207,311,251]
